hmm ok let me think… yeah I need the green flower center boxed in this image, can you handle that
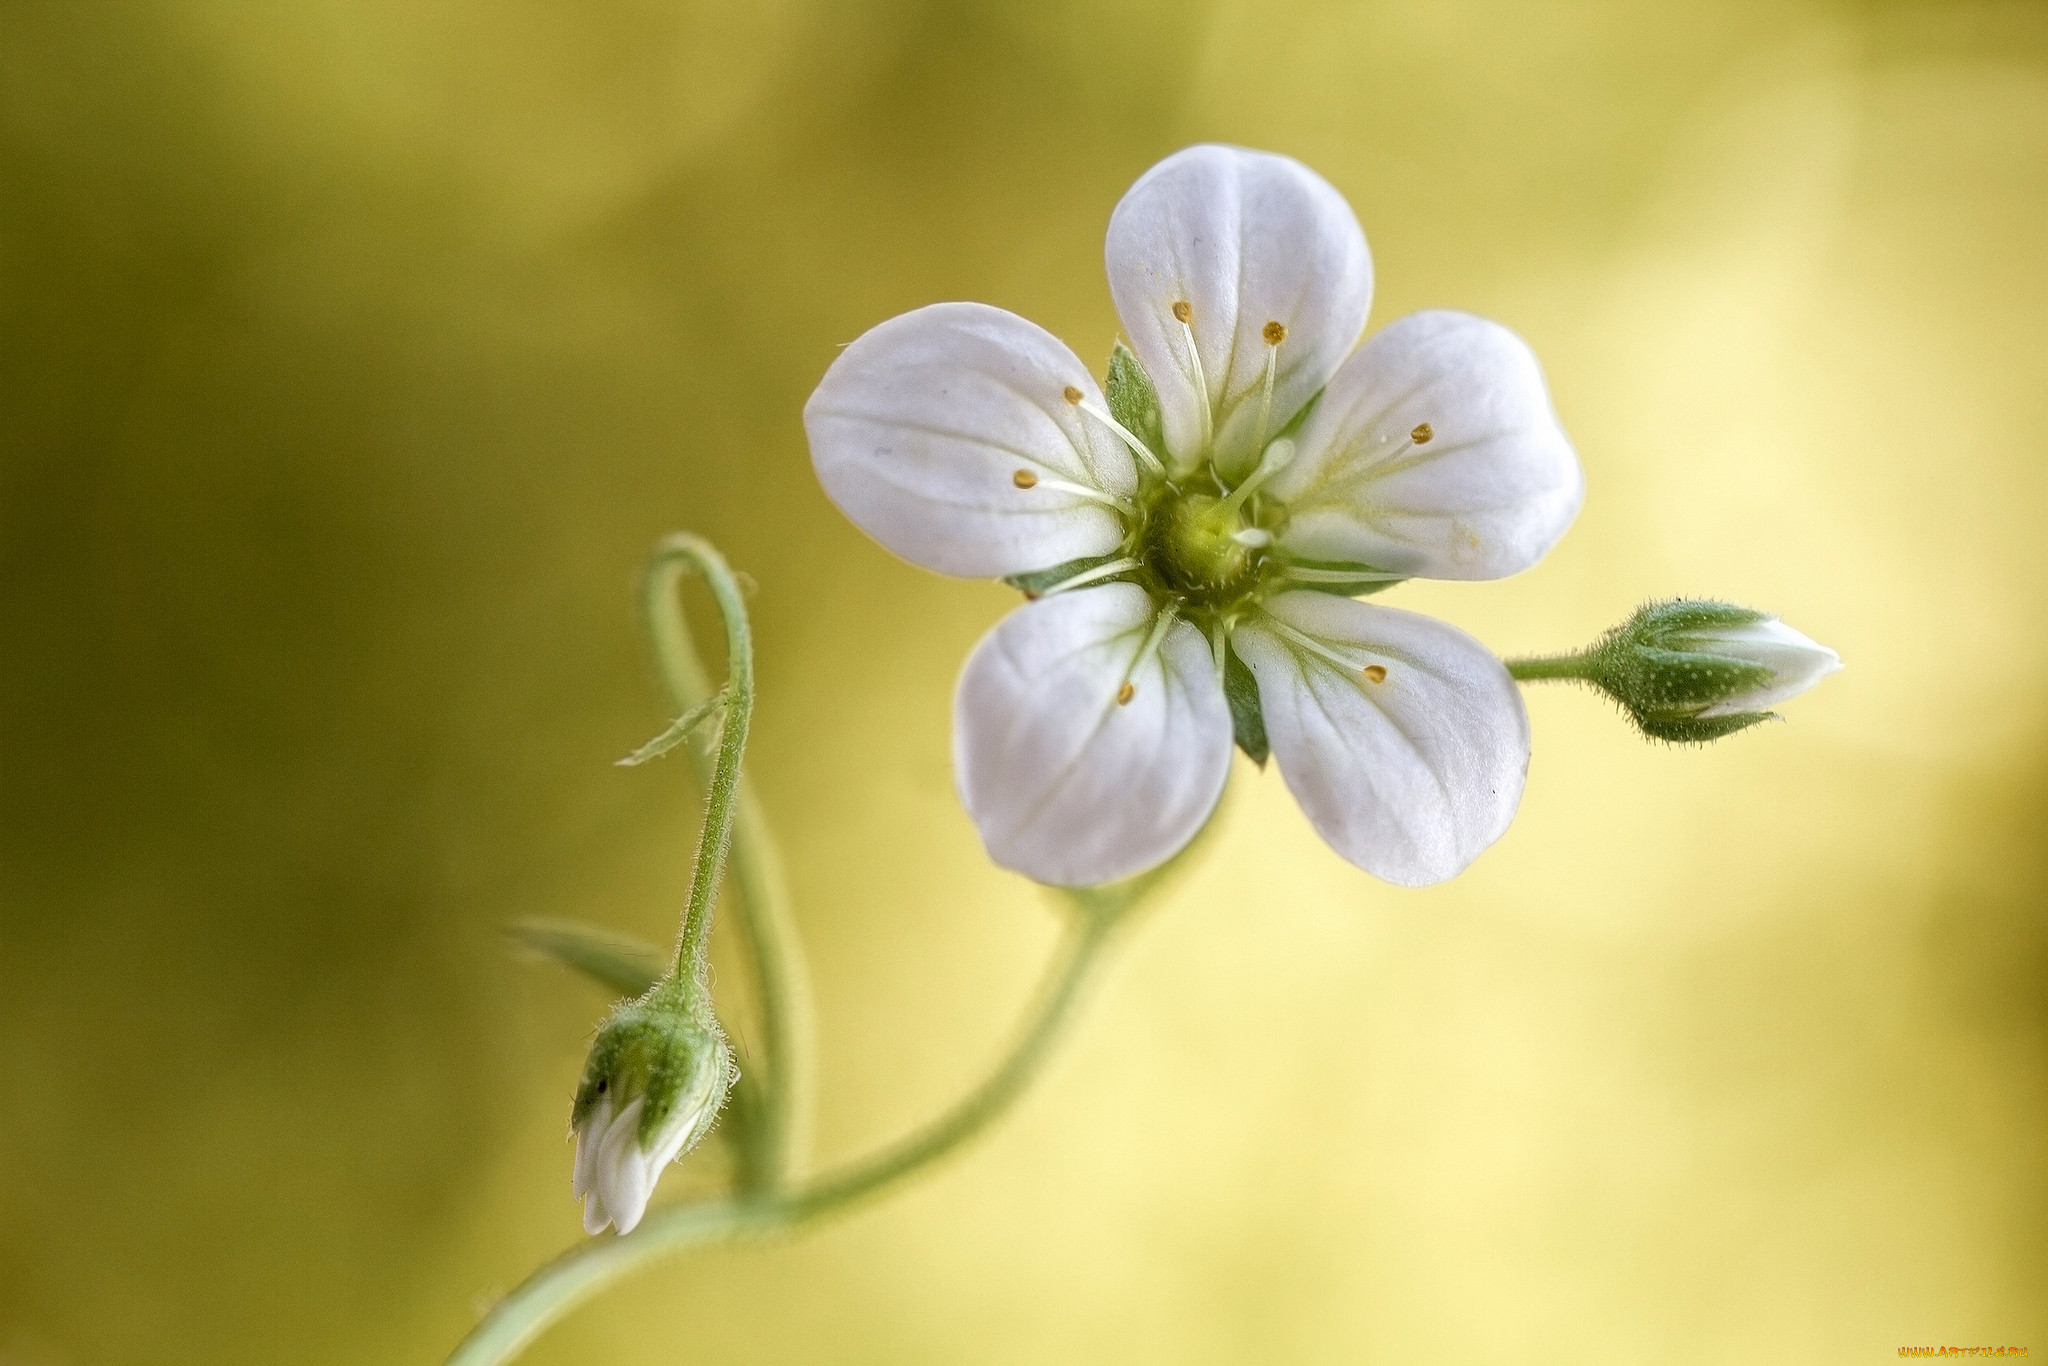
[1147,490,1259,597]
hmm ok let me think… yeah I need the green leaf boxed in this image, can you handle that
[505,918,663,997]
[1105,340,1166,466]
[1223,644,1269,766]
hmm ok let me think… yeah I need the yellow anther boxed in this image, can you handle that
[1362,664,1388,684]
[1410,422,1434,444]
[1262,320,1287,345]
[1013,469,1039,489]
[1063,385,1083,404]
[1171,300,1192,324]
[1116,681,1136,706]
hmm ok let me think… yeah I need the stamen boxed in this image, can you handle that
[1063,386,1084,404]
[1074,398,1168,478]
[1117,602,1182,706]
[1361,423,1437,473]
[1218,437,1294,516]
[1172,301,1213,452]
[1362,664,1388,684]
[1020,475,1135,514]
[1267,618,1369,675]
[1279,565,1406,585]
[1231,528,1272,549]
[1253,320,1285,450]
[1037,557,1142,597]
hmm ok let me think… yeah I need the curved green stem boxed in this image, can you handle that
[446,906,1122,1366]
[644,537,752,995]
[643,540,810,1184]
[790,901,1117,1214]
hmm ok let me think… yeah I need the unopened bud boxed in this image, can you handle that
[570,994,735,1235]
[1587,599,1841,743]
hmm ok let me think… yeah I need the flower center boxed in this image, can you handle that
[1148,491,1261,596]
[1120,421,1300,621]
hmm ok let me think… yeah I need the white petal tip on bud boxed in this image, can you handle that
[1694,618,1842,716]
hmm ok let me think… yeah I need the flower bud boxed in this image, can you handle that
[1587,599,1841,743]
[570,995,736,1235]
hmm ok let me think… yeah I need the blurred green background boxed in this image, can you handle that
[3,1,2043,1362]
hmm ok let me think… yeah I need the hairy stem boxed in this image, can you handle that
[1506,651,1597,683]
[645,537,752,997]
[642,540,811,1186]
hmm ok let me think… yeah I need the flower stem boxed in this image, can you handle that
[1505,651,1597,683]
[645,536,752,996]
[445,903,1124,1366]
[642,538,810,1187]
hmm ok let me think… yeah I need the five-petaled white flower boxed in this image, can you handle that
[806,145,1583,888]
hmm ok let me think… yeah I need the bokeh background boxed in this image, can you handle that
[3,1,2043,1362]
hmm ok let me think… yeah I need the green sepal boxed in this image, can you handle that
[1631,710,1776,744]
[1223,644,1269,766]
[1004,551,1128,597]
[570,990,732,1145]
[1629,598,1769,640]
[1105,340,1166,468]
[1269,556,1409,598]
[1590,646,1775,713]
[1318,575,1406,599]
[506,917,662,998]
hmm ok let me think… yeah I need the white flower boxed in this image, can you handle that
[571,1010,733,1235]
[806,145,1582,888]
[1688,618,1842,717]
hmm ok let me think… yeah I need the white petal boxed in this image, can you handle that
[1231,593,1529,886]
[1696,618,1842,716]
[596,1096,654,1235]
[643,1104,701,1173]
[582,1192,609,1236]
[954,583,1232,887]
[1269,311,1582,581]
[606,1154,660,1236]
[806,302,1136,578]
[1105,145,1372,479]
[571,1092,610,1201]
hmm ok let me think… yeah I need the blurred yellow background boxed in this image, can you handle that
[2,1,2042,1362]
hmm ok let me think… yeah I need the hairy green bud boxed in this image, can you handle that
[1581,598,1842,743]
[570,992,735,1234]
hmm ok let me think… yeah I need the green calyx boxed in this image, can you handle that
[1514,599,1780,744]
[571,989,734,1146]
